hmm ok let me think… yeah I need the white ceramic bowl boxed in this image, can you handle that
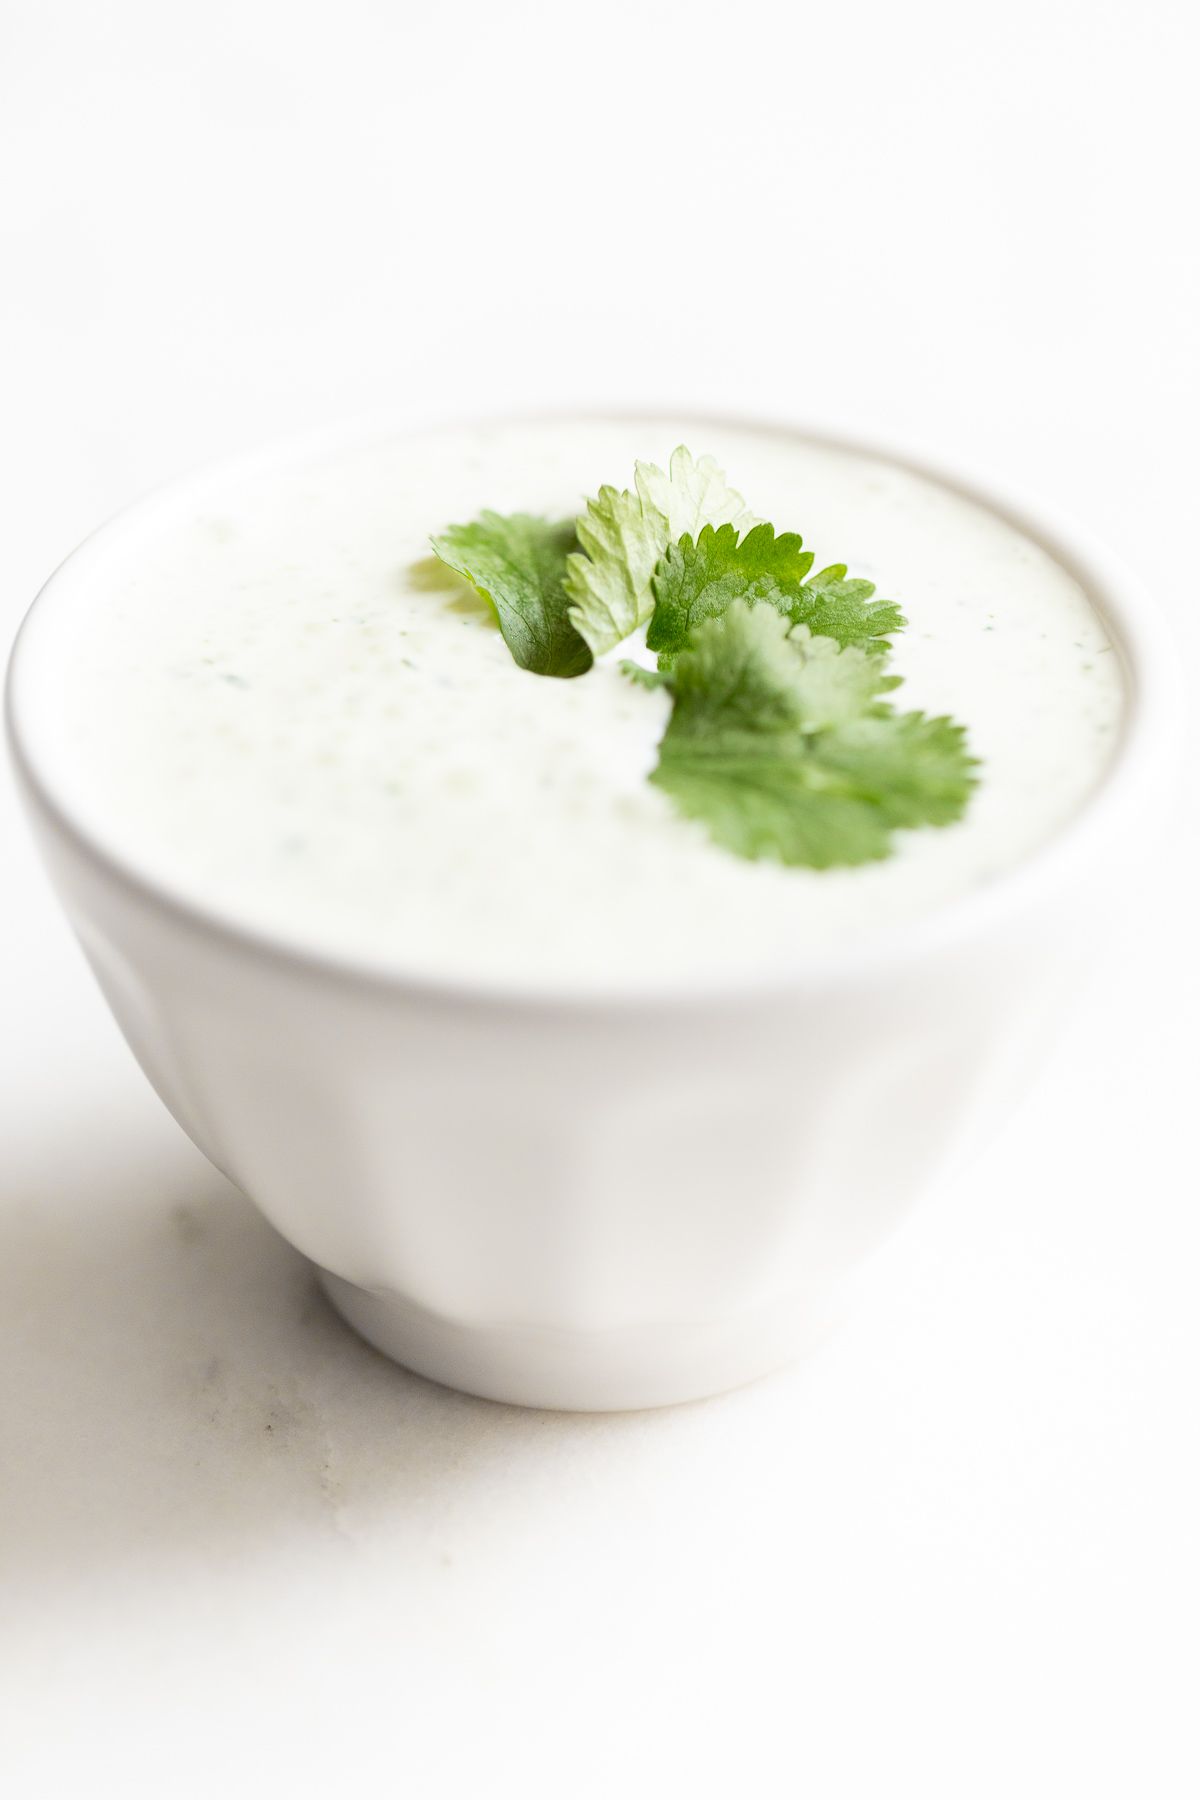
[6,416,1180,1410]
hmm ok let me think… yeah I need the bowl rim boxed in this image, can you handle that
[5,405,1182,1012]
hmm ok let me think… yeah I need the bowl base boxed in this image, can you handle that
[316,1268,844,1411]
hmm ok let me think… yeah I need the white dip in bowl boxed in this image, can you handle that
[8,414,1166,1409]
[26,415,1124,993]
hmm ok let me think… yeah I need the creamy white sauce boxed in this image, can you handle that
[47,417,1125,988]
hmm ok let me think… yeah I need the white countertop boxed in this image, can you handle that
[3,2,1198,1792]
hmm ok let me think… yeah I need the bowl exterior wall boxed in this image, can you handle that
[18,787,1124,1408]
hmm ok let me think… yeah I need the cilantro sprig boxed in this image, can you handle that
[564,447,758,655]
[646,522,906,667]
[430,512,592,678]
[429,447,977,868]
[645,604,973,867]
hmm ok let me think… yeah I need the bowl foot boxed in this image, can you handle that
[316,1268,845,1412]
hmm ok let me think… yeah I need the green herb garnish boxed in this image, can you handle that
[646,522,906,668]
[644,603,973,867]
[430,447,977,868]
[430,512,592,678]
[564,447,758,656]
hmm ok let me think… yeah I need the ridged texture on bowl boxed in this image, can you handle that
[25,799,1111,1407]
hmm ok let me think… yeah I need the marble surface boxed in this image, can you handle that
[3,1,1198,1792]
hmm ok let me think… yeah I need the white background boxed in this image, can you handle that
[2,2,1198,1794]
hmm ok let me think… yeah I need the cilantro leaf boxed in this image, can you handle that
[647,523,905,668]
[646,523,813,664]
[427,448,978,873]
[796,564,907,655]
[564,448,757,656]
[649,602,976,868]
[809,710,980,830]
[431,512,592,678]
